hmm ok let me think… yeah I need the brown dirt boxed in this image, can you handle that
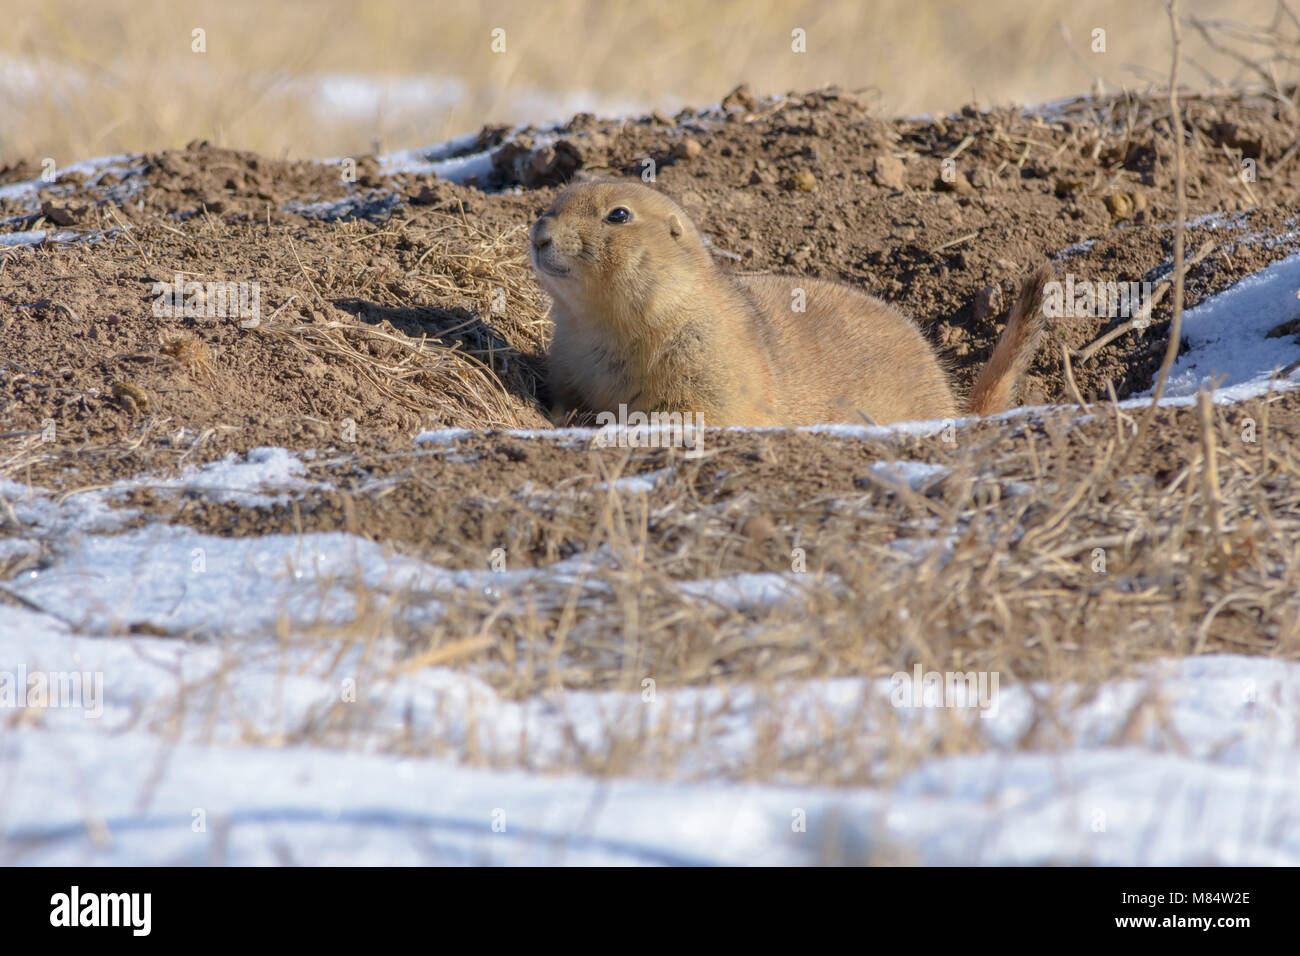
[4,88,1300,687]
[4,87,1300,482]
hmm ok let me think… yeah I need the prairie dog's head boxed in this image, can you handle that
[529,182,711,323]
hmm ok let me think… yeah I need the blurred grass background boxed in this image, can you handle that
[0,0,1294,165]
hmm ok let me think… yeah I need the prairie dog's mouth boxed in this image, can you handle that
[531,248,572,278]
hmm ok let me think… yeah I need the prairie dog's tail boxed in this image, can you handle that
[964,265,1051,417]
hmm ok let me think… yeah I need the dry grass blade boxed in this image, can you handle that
[254,319,539,429]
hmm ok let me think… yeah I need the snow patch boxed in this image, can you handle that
[866,461,951,492]
[1153,251,1300,398]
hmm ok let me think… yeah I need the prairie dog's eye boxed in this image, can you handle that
[605,207,632,224]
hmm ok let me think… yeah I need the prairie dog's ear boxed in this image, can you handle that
[667,214,684,238]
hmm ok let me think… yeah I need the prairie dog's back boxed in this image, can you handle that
[737,275,958,424]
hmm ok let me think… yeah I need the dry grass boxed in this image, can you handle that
[4,4,1299,868]
[2,0,1296,164]
[23,382,1292,792]
[258,211,554,428]
[430,400,1299,690]
[256,319,531,427]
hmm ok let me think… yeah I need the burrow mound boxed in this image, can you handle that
[3,86,1299,481]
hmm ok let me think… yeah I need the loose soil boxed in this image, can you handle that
[4,87,1299,478]
[3,88,1300,683]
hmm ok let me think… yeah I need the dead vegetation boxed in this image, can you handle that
[2,2,1300,812]
[45,386,1300,688]
[250,212,553,429]
[2,0,1295,163]
[14,381,1290,791]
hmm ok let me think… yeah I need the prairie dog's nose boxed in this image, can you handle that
[531,218,554,251]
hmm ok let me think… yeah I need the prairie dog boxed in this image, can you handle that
[529,181,1048,426]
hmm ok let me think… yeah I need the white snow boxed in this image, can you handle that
[4,440,1300,864]
[6,129,1300,864]
[379,146,498,185]
[1153,251,1300,398]
[866,461,951,492]
[0,153,142,206]
[595,467,676,494]
[0,231,49,246]
[140,445,316,506]
[415,426,593,446]
[304,73,466,121]
[1,446,324,536]
[2,587,1298,864]
[1053,238,1096,260]
[678,573,820,611]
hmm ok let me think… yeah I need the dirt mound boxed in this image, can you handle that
[4,88,1300,685]
[3,87,1300,484]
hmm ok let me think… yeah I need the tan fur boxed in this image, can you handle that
[530,182,1047,426]
[964,264,1051,416]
